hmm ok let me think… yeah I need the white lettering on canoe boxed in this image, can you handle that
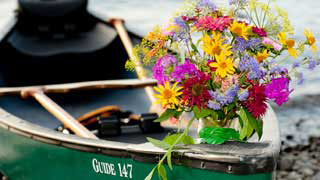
[92,158,132,178]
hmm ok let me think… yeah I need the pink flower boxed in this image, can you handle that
[265,77,292,106]
[214,76,222,83]
[252,27,267,37]
[221,80,231,92]
[196,16,231,31]
[262,37,282,51]
[169,117,179,124]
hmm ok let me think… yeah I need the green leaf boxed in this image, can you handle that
[239,73,247,85]
[145,167,156,180]
[210,111,219,121]
[193,106,212,119]
[191,43,199,53]
[163,133,195,147]
[182,135,195,145]
[167,150,173,170]
[199,127,240,144]
[238,108,263,140]
[163,134,184,146]
[154,109,183,123]
[226,103,236,112]
[154,109,175,122]
[147,137,170,150]
[235,68,241,74]
[238,108,253,140]
[157,164,167,180]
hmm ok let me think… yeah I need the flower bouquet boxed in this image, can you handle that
[126,0,319,179]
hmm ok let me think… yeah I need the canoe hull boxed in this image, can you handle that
[0,127,272,180]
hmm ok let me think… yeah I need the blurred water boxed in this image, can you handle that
[0,0,320,144]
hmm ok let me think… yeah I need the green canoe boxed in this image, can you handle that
[0,0,280,179]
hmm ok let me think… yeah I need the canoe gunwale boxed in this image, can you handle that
[0,16,16,43]
[0,106,279,174]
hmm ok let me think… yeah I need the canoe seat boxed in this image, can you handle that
[18,0,88,18]
[17,0,96,37]
[57,105,163,137]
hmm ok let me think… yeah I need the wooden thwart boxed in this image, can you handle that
[0,78,157,96]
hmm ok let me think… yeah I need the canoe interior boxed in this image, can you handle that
[0,19,172,144]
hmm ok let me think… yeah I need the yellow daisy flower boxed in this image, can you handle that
[304,29,317,53]
[209,54,235,78]
[278,32,298,58]
[202,32,232,58]
[229,21,251,40]
[154,82,182,108]
[255,49,269,63]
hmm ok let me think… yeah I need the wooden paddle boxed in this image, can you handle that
[109,18,162,114]
[21,88,98,139]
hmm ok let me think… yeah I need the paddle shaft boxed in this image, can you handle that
[21,89,98,139]
[110,19,158,110]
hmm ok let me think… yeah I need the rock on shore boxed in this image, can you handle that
[277,137,320,180]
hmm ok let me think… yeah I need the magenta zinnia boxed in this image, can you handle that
[265,77,292,106]
[252,27,267,37]
[152,55,178,84]
[243,84,267,118]
[196,16,231,31]
[181,72,211,109]
[171,60,199,82]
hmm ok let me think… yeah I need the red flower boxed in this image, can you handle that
[207,60,217,71]
[181,15,198,22]
[252,27,267,37]
[243,84,267,118]
[182,72,211,109]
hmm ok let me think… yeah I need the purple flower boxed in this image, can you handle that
[226,85,240,98]
[159,54,178,67]
[239,54,263,80]
[171,60,199,82]
[292,60,300,68]
[270,66,288,75]
[270,66,281,74]
[238,90,249,101]
[174,17,187,29]
[171,17,189,42]
[265,77,292,106]
[229,0,248,5]
[209,85,239,106]
[197,0,217,10]
[152,55,178,84]
[208,100,221,110]
[297,72,304,85]
[307,58,317,70]
[233,37,261,52]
